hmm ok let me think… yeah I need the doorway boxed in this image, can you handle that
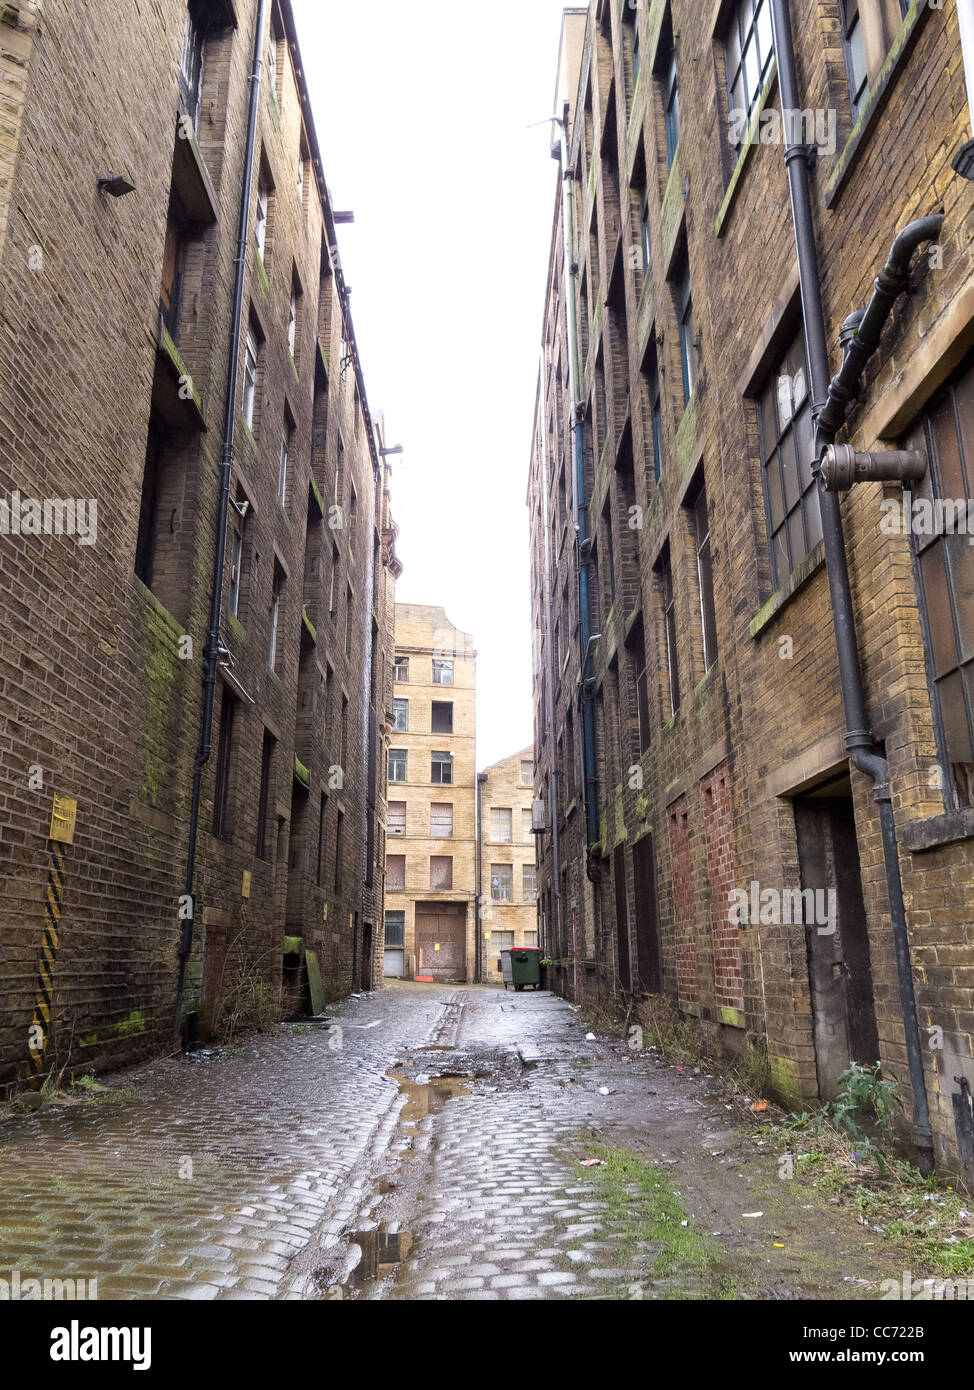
[794,778,880,1100]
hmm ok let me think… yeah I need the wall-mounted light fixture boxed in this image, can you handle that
[97,172,136,198]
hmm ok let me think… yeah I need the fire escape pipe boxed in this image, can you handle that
[556,103,601,889]
[769,0,935,1164]
[176,0,270,1035]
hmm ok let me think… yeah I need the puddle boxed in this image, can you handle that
[388,1071,472,1123]
[351,1227,414,1284]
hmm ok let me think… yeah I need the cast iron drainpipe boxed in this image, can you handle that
[175,0,270,1036]
[771,0,938,1164]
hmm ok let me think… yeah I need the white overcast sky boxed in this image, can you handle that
[291,0,571,769]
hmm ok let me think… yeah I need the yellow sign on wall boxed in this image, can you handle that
[49,794,77,845]
[241,870,251,899]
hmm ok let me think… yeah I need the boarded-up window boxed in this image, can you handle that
[388,801,406,836]
[430,856,453,890]
[490,808,513,843]
[386,854,405,890]
[430,803,453,837]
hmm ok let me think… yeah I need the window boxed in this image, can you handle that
[160,195,189,341]
[841,1,869,118]
[522,808,533,842]
[757,324,821,588]
[690,481,718,672]
[431,751,453,785]
[212,687,235,837]
[288,283,298,359]
[629,618,652,753]
[297,151,305,201]
[490,808,513,843]
[625,3,641,104]
[256,729,274,859]
[676,256,697,406]
[344,585,353,657]
[662,39,680,168]
[389,748,407,782]
[384,910,405,947]
[640,185,651,276]
[658,547,680,718]
[334,810,344,892]
[388,800,406,836]
[393,698,409,732]
[179,2,207,137]
[520,759,534,787]
[228,525,243,619]
[524,931,539,948]
[267,24,281,98]
[430,856,453,891]
[277,424,290,506]
[907,358,974,809]
[316,793,328,887]
[430,803,453,838]
[432,658,454,686]
[644,343,664,481]
[268,562,283,670]
[725,0,774,157]
[490,864,513,903]
[395,656,409,682]
[431,701,453,734]
[386,854,406,890]
[255,177,269,260]
[492,930,515,960]
[242,331,259,429]
[522,866,538,902]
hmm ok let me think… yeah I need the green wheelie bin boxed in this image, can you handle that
[501,945,543,991]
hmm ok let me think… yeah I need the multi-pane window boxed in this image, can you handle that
[907,357,974,809]
[430,803,454,838]
[658,547,680,718]
[386,854,405,890]
[725,0,774,156]
[277,426,290,506]
[521,808,533,841]
[640,186,651,275]
[676,258,697,405]
[227,510,245,620]
[690,482,718,672]
[430,856,453,890]
[388,800,406,836]
[841,1,869,118]
[384,911,405,947]
[255,178,269,260]
[389,748,407,783]
[394,656,409,682]
[524,931,539,947]
[432,658,454,685]
[490,807,513,843]
[645,344,664,481]
[431,701,454,734]
[490,864,513,903]
[268,563,283,671]
[392,698,409,731]
[662,40,680,168]
[288,285,298,358]
[179,2,207,137]
[431,751,453,785]
[522,866,538,902]
[520,759,534,787]
[757,325,821,588]
[242,332,259,429]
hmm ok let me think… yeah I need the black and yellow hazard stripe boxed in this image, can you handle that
[27,843,65,1086]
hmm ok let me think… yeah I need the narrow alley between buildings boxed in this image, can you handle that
[0,985,927,1302]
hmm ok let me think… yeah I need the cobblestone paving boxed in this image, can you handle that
[0,984,913,1300]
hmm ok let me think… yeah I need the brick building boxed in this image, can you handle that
[479,747,539,982]
[528,0,974,1178]
[383,604,478,982]
[0,0,399,1094]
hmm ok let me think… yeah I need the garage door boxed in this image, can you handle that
[415,905,466,981]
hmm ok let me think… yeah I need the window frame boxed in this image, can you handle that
[388,747,408,783]
[755,323,821,591]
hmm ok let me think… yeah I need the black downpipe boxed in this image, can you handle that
[770,0,935,1163]
[175,0,270,1034]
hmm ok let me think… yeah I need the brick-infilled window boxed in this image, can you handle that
[212,686,236,838]
[256,729,275,860]
[687,477,718,673]
[702,767,743,1012]
[490,864,513,903]
[386,853,405,890]
[906,354,974,809]
[668,800,698,1004]
[430,803,453,837]
[430,855,453,891]
[725,0,774,158]
[756,324,821,589]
